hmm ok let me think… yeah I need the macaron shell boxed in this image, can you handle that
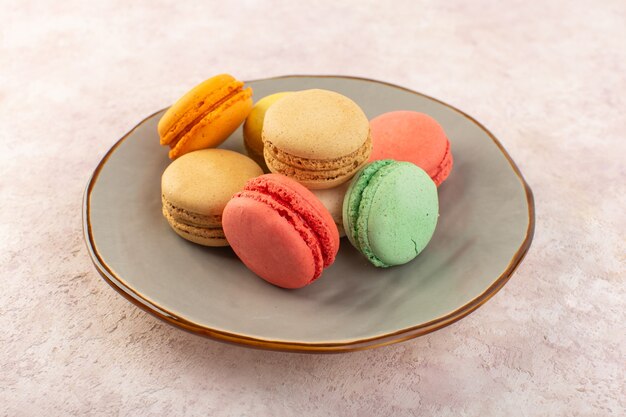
[168,88,252,159]
[369,111,452,186]
[158,74,237,140]
[244,174,340,266]
[362,163,438,266]
[222,194,320,289]
[222,173,339,288]
[162,149,262,216]
[263,89,370,159]
[262,89,371,188]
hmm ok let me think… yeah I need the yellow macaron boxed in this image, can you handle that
[262,89,372,189]
[243,92,291,170]
[158,74,253,159]
[161,149,263,246]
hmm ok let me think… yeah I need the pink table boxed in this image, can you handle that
[1,1,624,415]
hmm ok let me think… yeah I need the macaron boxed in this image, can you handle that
[222,174,340,288]
[158,74,253,159]
[311,182,350,237]
[161,149,263,246]
[243,92,291,170]
[262,89,372,189]
[343,160,438,267]
[369,111,453,186]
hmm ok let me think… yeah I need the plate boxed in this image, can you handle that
[83,75,534,353]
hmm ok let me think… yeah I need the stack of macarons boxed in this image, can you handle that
[158,74,454,289]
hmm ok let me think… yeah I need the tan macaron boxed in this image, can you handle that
[161,149,263,246]
[262,89,372,189]
[311,181,350,237]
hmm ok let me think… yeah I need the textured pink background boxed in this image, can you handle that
[1,1,624,415]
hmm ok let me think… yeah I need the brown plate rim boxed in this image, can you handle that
[82,75,535,353]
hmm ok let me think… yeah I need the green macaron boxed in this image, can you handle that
[343,160,439,267]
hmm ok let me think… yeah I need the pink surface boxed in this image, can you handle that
[2,1,624,415]
[223,174,339,288]
[369,111,453,186]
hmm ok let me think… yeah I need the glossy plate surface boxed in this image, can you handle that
[84,76,534,352]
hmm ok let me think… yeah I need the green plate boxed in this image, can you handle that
[83,76,534,353]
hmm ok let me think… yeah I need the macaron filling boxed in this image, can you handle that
[160,80,241,144]
[162,207,226,240]
[166,85,251,151]
[161,196,222,228]
[264,135,372,182]
[161,197,226,241]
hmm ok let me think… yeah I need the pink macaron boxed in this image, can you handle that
[222,174,340,289]
[369,111,453,186]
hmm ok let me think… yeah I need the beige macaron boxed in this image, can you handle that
[311,181,350,237]
[161,149,263,246]
[262,89,372,189]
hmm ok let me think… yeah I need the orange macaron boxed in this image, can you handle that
[158,74,253,159]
